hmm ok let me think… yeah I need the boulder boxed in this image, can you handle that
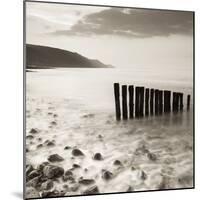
[113,160,122,166]
[29,128,39,134]
[46,141,55,147]
[147,152,157,161]
[72,148,84,156]
[48,154,64,162]
[26,176,40,188]
[43,165,64,179]
[73,164,81,169]
[37,162,49,172]
[65,170,73,176]
[26,135,34,140]
[27,170,40,181]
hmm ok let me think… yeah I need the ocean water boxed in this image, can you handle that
[26,67,194,196]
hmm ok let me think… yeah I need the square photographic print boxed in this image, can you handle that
[24,1,194,199]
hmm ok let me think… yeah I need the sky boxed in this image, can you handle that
[26,1,193,70]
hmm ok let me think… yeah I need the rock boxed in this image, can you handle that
[102,170,113,181]
[63,184,69,190]
[27,170,40,181]
[46,141,55,147]
[40,190,63,198]
[51,121,57,126]
[131,166,136,171]
[53,114,58,117]
[65,170,73,176]
[41,180,54,190]
[48,112,53,115]
[43,165,64,179]
[26,176,40,188]
[37,162,49,172]
[70,183,80,192]
[93,153,103,160]
[26,165,34,176]
[29,128,39,134]
[26,135,34,140]
[38,138,42,142]
[139,170,147,180]
[113,160,122,166]
[73,164,81,169]
[37,144,43,149]
[63,175,75,183]
[147,152,157,161]
[48,154,64,162]
[64,146,71,150]
[26,148,29,153]
[79,179,95,185]
[26,187,40,199]
[127,186,134,192]
[72,148,84,156]
[82,186,99,195]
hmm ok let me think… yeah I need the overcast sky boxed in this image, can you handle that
[26,2,193,70]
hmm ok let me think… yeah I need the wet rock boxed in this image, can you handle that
[79,179,95,185]
[48,154,64,162]
[70,183,80,192]
[29,128,39,134]
[40,190,63,198]
[73,164,81,169]
[51,121,57,126]
[93,153,103,160]
[41,180,54,190]
[26,165,34,176]
[65,170,73,176]
[131,166,136,171]
[26,187,40,198]
[37,162,49,172]
[139,170,147,180]
[64,146,71,150]
[26,148,29,153]
[43,165,64,179]
[27,170,40,181]
[147,152,157,161]
[82,185,99,195]
[127,186,134,192]
[63,175,75,183]
[26,135,34,140]
[26,176,40,188]
[37,144,43,149]
[46,141,55,147]
[102,170,113,181]
[72,148,84,156]
[53,114,58,118]
[113,160,122,166]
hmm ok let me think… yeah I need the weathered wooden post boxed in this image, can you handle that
[139,87,145,117]
[187,95,191,110]
[145,88,149,116]
[150,89,154,115]
[158,90,163,114]
[173,92,179,112]
[155,89,159,115]
[135,87,140,117]
[128,85,134,119]
[179,93,183,111]
[114,83,121,120]
[122,85,128,120]
[164,90,171,112]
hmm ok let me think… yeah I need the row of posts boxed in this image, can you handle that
[114,83,191,120]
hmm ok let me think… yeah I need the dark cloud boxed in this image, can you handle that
[53,8,193,38]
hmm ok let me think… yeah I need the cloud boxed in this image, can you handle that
[52,8,193,38]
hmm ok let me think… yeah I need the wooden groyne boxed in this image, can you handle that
[114,83,191,120]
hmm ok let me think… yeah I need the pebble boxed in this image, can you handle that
[29,128,39,134]
[102,170,113,181]
[113,160,122,166]
[93,153,103,160]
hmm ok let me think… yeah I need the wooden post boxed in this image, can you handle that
[187,95,191,110]
[150,89,154,115]
[128,85,134,119]
[155,89,159,115]
[164,90,171,113]
[158,90,163,114]
[145,88,149,116]
[122,85,128,120]
[135,87,140,117]
[114,83,121,120]
[179,93,183,111]
[173,92,179,112]
[139,87,144,117]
